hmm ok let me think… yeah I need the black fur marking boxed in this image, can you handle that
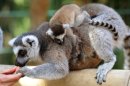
[114,32,118,36]
[91,51,97,58]
[108,25,113,29]
[18,49,27,57]
[100,22,104,26]
[124,36,130,41]
[91,15,97,19]
[128,52,130,56]
[104,23,109,27]
[95,22,99,26]
[51,25,65,36]
[111,28,116,32]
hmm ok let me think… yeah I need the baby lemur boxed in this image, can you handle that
[46,4,119,44]
[46,4,90,44]
[9,3,128,85]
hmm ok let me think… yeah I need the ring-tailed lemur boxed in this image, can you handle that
[46,4,119,45]
[46,4,90,44]
[9,3,129,85]
[8,22,101,81]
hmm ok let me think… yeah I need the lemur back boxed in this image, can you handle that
[50,4,81,26]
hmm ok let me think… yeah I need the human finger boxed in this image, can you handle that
[1,66,19,74]
[0,81,17,86]
[0,73,22,83]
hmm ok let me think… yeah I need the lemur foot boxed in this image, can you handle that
[95,65,107,85]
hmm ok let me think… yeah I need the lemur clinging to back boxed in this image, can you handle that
[46,4,90,44]
[9,3,129,85]
[46,4,119,44]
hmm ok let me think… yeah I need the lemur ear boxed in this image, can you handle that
[8,37,17,47]
[46,28,53,36]
[22,35,38,47]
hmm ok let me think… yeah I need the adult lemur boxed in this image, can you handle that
[9,3,129,85]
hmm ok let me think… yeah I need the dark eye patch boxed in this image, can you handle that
[18,49,27,57]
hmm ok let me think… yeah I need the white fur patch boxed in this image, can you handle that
[13,46,22,55]
[8,37,17,46]
[22,35,39,47]
[46,28,55,39]
[56,33,65,42]
[46,28,53,36]
[22,35,40,59]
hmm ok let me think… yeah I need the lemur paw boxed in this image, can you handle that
[95,66,107,85]
[16,67,32,77]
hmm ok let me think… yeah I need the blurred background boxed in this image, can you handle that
[0,0,129,69]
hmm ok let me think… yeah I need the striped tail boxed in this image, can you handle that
[89,20,118,40]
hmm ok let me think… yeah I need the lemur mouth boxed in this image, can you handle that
[15,57,30,67]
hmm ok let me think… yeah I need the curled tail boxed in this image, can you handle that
[89,20,118,40]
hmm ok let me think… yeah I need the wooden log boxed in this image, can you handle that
[0,65,130,86]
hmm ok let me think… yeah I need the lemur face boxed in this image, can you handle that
[46,24,70,44]
[9,35,40,67]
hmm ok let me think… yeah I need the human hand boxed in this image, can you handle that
[0,66,22,86]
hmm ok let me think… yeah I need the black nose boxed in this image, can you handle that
[15,57,29,67]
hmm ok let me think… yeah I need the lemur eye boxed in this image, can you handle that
[54,38,63,45]
[18,50,27,57]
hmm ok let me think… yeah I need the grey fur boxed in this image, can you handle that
[89,21,118,40]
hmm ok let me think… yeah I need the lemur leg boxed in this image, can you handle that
[89,29,116,84]
[123,35,130,69]
[17,50,69,80]
[75,11,91,27]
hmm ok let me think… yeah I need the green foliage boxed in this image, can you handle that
[113,48,124,69]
